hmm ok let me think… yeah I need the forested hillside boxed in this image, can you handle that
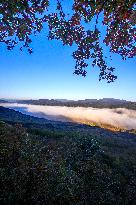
[0,107,136,204]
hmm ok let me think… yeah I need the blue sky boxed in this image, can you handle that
[0,3,136,101]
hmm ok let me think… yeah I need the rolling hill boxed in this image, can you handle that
[0,106,136,204]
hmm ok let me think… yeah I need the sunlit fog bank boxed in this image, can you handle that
[1,103,136,130]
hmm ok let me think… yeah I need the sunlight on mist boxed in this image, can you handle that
[1,103,136,130]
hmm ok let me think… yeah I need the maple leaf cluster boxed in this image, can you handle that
[0,0,49,53]
[0,0,135,82]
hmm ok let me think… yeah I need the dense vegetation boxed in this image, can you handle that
[0,107,136,204]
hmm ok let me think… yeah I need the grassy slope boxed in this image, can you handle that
[0,117,136,205]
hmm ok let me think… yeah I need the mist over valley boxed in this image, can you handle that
[1,103,136,131]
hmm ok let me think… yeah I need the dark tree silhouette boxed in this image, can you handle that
[0,0,135,82]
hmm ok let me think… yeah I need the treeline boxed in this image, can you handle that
[17,98,136,110]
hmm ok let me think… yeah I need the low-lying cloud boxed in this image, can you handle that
[1,103,136,130]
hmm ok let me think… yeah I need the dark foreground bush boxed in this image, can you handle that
[0,121,136,205]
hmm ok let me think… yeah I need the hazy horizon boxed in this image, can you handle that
[1,97,136,102]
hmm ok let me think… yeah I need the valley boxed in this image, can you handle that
[0,106,136,204]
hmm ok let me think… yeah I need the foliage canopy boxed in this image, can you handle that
[0,0,135,82]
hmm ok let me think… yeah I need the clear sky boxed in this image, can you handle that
[0,4,136,101]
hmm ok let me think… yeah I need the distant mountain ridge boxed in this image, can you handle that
[12,98,136,110]
[0,99,8,103]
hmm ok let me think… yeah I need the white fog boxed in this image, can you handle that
[1,103,136,130]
